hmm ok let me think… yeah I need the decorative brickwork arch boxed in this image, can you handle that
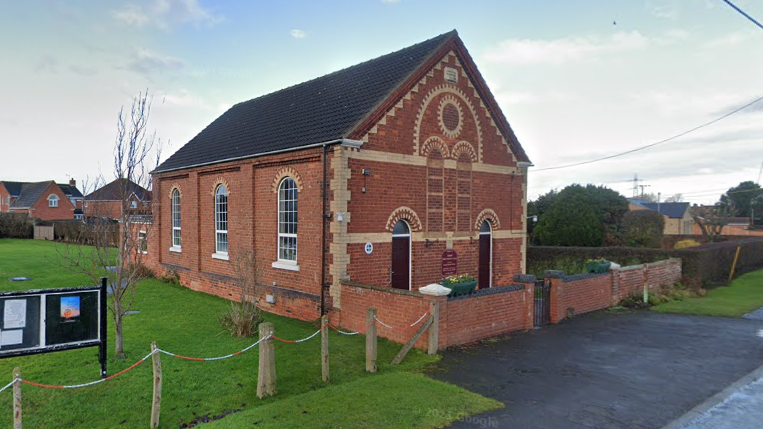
[413,85,483,162]
[271,167,304,193]
[437,94,464,139]
[209,176,231,196]
[421,136,450,158]
[452,141,477,162]
[168,183,182,199]
[385,207,423,232]
[475,209,500,231]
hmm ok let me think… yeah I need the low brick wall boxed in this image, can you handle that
[441,285,532,348]
[339,281,433,349]
[339,281,534,350]
[549,274,611,323]
[613,258,682,302]
[549,258,682,323]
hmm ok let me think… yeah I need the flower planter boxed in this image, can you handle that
[440,280,478,297]
[585,261,611,274]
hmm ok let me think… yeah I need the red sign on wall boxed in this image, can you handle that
[441,250,458,276]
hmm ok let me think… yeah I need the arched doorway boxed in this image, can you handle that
[391,220,411,290]
[479,220,492,288]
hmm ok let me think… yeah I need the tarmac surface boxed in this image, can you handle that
[430,310,763,429]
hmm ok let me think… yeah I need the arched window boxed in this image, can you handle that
[278,178,298,263]
[479,220,492,288]
[171,189,181,250]
[391,220,411,290]
[214,184,228,255]
[48,194,59,208]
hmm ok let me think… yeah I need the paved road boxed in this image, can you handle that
[665,369,763,429]
[430,310,763,429]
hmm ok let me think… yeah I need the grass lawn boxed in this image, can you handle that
[0,238,109,291]
[652,268,763,317]
[0,239,501,428]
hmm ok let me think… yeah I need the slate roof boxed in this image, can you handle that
[85,178,151,201]
[638,202,691,219]
[1,181,25,197]
[58,184,83,199]
[155,31,461,173]
[8,181,54,209]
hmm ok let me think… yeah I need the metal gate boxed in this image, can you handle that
[534,279,551,327]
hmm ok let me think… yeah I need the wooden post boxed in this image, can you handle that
[321,315,330,383]
[150,342,162,429]
[427,302,440,356]
[728,245,742,283]
[391,317,433,365]
[13,367,21,429]
[257,322,277,398]
[365,308,377,373]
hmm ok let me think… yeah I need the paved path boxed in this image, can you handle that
[742,306,763,321]
[663,364,763,429]
[430,311,763,429]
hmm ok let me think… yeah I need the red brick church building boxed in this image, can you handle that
[146,31,532,337]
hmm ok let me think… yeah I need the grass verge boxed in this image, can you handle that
[0,239,497,428]
[652,268,763,317]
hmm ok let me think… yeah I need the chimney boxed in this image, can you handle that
[69,178,76,188]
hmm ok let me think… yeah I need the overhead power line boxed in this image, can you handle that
[533,94,763,172]
[719,0,763,31]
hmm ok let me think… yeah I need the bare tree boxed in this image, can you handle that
[220,250,263,338]
[62,90,161,358]
[664,193,684,203]
[692,204,731,243]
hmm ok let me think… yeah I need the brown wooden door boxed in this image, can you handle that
[479,233,491,288]
[391,236,410,290]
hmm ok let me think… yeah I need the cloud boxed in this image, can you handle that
[160,89,210,109]
[113,0,222,29]
[290,29,306,39]
[646,0,681,19]
[704,30,759,48]
[483,31,648,65]
[34,55,58,73]
[68,64,98,76]
[127,48,186,75]
[381,0,401,3]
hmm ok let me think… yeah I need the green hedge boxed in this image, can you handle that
[528,239,763,288]
[0,213,33,238]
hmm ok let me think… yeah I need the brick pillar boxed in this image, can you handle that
[419,284,450,350]
[513,274,537,330]
[610,268,621,305]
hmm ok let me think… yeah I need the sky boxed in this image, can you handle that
[1,0,762,204]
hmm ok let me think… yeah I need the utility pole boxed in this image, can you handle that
[639,184,651,199]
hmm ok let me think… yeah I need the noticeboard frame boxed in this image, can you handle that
[0,278,108,378]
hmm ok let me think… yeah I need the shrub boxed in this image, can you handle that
[674,239,700,249]
[219,301,263,338]
[622,210,664,248]
[0,213,33,238]
[158,269,180,284]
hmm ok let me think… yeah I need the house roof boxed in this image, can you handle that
[155,30,529,173]
[1,181,24,197]
[635,202,691,219]
[8,181,55,209]
[58,184,83,199]
[85,178,151,201]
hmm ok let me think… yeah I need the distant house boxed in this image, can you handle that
[691,205,763,237]
[84,178,152,220]
[628,200,694,235]
[0,179,83,221]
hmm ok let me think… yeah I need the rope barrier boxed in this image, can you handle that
[0,379,16,394]
[21,350,157,390]
[329,318,376,336]
[374,311,430,331]
[272,323,327,344]
[157,334,271,361]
